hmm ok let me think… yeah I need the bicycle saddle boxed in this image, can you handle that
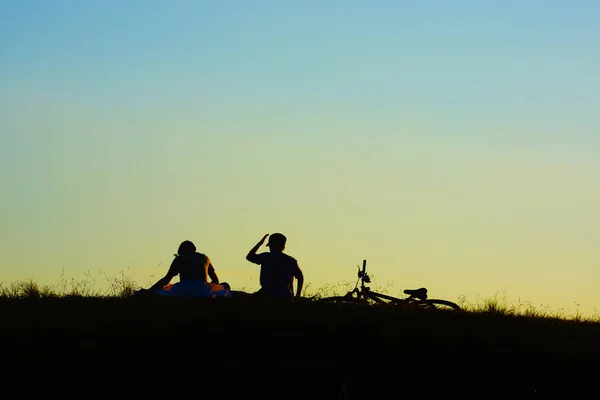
[403,288,428,300]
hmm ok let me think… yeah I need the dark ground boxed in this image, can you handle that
[1,296,599,399]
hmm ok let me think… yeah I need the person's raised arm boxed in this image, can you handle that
[207,256,219,284]
[246,234,269,264]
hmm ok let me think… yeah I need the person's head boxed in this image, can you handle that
[177,240,196,255]
[266,233,286,252]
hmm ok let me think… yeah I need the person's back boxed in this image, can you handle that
[173,251,212,282]
[257,252,300,297]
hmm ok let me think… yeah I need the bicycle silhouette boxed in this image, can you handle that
[314,260,461,310]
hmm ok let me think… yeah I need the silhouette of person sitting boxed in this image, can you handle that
[146,240,230,294]
[246,233,304,298]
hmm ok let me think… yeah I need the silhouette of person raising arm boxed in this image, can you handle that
[246,233,304,298]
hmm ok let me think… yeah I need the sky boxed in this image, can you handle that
[1,1,599,315]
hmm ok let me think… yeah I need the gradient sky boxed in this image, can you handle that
[1,1,599,315]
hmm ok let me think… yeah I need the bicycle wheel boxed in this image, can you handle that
[425,299,462,311]
[312,296,359,305]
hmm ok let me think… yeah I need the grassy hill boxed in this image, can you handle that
[1,280,598,399]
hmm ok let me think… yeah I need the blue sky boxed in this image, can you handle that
[1,1,599,315]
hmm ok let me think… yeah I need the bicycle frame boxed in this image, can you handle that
[337,260,405,303]
[341,286,405,304]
